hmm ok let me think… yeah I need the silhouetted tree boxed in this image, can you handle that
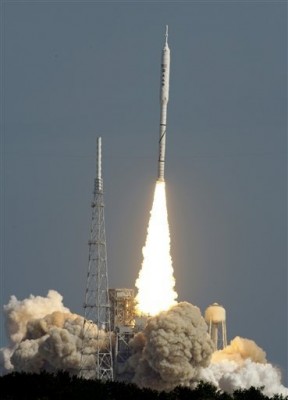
[0,371,286,400]
[233,386,272,400]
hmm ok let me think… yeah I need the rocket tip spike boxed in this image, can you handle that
[165,25,168,44]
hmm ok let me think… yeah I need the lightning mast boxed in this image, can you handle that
[80,137,113,381]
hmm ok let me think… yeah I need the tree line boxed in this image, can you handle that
[0,371,286,400]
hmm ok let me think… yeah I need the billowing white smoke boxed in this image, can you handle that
[4,290,70,344]
[122,303,287,398]
[0,290,107,376]
[123,302,215,391]
[1,291,287,398]
[197,337,288,397]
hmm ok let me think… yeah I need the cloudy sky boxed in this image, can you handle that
[1,0,287,384]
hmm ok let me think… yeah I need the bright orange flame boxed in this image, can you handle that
[135,180,178,316]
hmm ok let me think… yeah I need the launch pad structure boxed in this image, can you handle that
[109,289,136,375]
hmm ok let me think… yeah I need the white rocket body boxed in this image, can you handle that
[158,26,170,181]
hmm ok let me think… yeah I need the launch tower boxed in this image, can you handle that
[80,137,114,381]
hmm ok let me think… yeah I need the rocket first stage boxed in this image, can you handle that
[158,25,170,181]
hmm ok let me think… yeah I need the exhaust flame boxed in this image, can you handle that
[135,180,178,316]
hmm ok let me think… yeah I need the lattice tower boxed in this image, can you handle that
[80,137,113,381]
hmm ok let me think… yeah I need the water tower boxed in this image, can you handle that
[205,303,227,350]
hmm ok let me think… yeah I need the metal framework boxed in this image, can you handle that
[80,137,113,381]
[109,289,135,378]
[109,289,135,331]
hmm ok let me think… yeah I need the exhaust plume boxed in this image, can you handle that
[135,181,178,316]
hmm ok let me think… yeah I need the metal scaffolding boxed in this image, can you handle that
[109,288,135,377]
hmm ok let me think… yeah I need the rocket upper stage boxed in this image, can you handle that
[160,26,170,105]
[158,25,170,182]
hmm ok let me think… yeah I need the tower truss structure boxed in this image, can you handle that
[80,137,113,381]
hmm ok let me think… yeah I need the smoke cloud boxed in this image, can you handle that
[211,336,267,364]
[122,303,287,397]
[4,290,70,345]
[197,337,288,397]
[123,302,215,391]
[0,290,107,376]
[1,291,287,398]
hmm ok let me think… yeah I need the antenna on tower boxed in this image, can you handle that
[79,137,113,381]
[95,137,103,193]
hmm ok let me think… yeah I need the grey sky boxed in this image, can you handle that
[1,0,287,384]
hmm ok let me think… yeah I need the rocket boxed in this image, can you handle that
[158,25,170,181]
